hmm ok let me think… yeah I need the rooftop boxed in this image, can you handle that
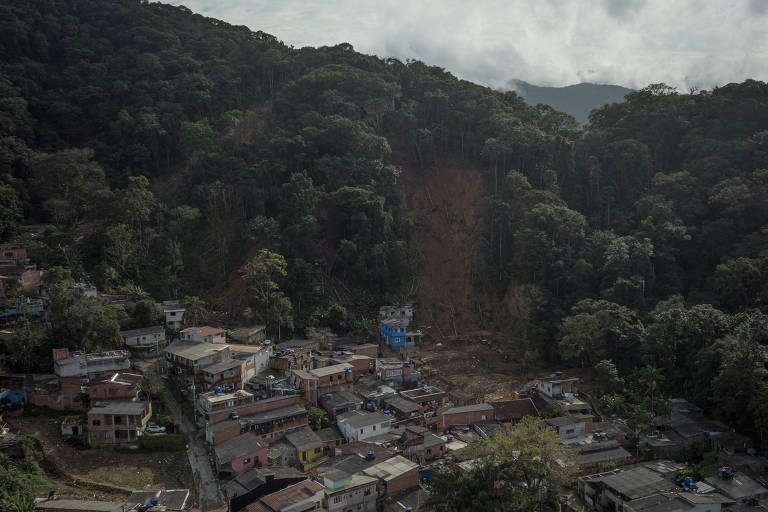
[201,358,244,374]
[88,400,149,416]
[316,427,344,443]
[337,410,391,428]
[98,371,143,387]
[400,386,446,401]
[545,415,589,427]
[491,398,539,422]
[164,341,228,360]
[585,466,673,500]
[222,466,304,497]
[181,326,226,337]
[325,474,378,495]
[285,428,323,452]
[322,390,361,408]
[310,363,353,378]
[363,455,419,481]
[228,343,269,354]
[538,374,580,383]
[240,403,306,424]
[384,395,421,414]
[120,326,165,338]
[34,499,138,512]
[252,479,323,512]
[215,434,267,464]
[200,389,253,403]
[442,403,494,415]
[575,446,632,466]
[704,474,768,499]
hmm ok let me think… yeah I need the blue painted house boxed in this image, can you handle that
[380,319,408,347]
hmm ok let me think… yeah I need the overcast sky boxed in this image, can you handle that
[171,0,768,91]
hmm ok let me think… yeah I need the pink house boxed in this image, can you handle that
[214,434,268,476]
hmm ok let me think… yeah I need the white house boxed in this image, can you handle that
[180,326,226,344]
[162,300,185,331]
[337,410,391,442]
[120,326,166,348]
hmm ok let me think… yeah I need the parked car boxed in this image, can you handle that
[145,423,166,434]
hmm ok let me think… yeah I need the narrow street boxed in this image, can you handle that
[156,370,225,511]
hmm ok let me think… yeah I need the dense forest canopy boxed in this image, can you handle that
[2,0,768,448]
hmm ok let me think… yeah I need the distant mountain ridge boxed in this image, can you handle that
[509,79,634,125]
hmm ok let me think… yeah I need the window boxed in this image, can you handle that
[243,458,251,464]
[114,416,122,425]
[394,337,401,343]
[565,428,575,434]
[334,496,343,504]
[92,419,101,426]
[170,311,176,316]
[373,425,376,431]
[360,428,364,434]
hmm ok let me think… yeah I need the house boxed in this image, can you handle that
[285,428,325,471]
[578,461,686,512]
[162,300,185,331]
[205,394,303,425]
[355,378,396,408]
[337,410,392,442]
[537,373,579,399]
[206,419,243,445]
[0,244,28,266]
[181,326,227,344]
[400,386,447,408]
[240,403,309,442]
[624,491,734,512]
[222,467,306,512]
[363,455,420,496]
[545,414,593,439]
[214,434,269,476]
[319,391,363,419]
[383,395,421,419]
[316,427,345,449]
[382,488,434,512]
[33,376,86,410]
[87,400,151,446]
[120,326,166,350]
[163,341,230,386]
[291,364,355,404]
[449,389,475,407]
[705,472,768,502]
[230,325,267,345]
[201,358,247,391]
[572,439,633,474]
[245,479,325,512]
[53,349,131,379]
[230,344,272,381]
[327,354,375,378]
[60,415,88,437]
[89,372,143,400]
[377,359,416,387]
[438,403,494,429]
[199,389,255,415]
[338,441,395,464]
[401,426,446,463]
[380,319,408,348]
[323,472,378,512]
[491,398,539,424]
[379,304,414,322]
[126,489,190,511]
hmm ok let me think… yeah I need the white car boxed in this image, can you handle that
[145,423,166,434]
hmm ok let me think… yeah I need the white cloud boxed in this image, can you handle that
[170,0,768,91]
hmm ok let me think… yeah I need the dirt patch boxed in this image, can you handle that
[5,415,191,499]
[405,165,485,335]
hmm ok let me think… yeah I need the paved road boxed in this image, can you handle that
[159,373,225,511]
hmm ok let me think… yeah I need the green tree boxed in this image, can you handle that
[181,295,208,327]
[307,406,331,429]
[240,249,289,336]
[426,416,575,512]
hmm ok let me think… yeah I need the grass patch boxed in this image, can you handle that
[23,403,82,418]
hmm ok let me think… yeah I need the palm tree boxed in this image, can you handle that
[181,295,207,326]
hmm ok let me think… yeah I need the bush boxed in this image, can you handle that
[137,433,186,452]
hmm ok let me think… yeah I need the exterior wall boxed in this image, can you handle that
[380,323,406,347]
[441,409,491,428]
[555,421,586,439]
[34,378,86,411]
[202,361,246,391]
[123,331,165,347]
[338,418,392,442]
[208,395,302,424]
[89,381,137,401]
[54,352,131,378]
[424,441,446,459]
[298,445,325,471]
[385,469,420,495]
[88,405,151,446]
[208,422,242,445]
[327,484,377,512]
[165,309,185,330]
[352,345,378,359]
[217,447,268,475]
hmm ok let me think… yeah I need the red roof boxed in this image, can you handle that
[246,480,323,512]
[181,326,225,337]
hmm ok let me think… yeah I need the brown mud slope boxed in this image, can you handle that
[407,165,484,336]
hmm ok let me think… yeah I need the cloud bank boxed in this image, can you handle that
[171,0,768,91]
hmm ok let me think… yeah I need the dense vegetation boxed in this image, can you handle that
[0,436,52,512]
[2,0,768,452]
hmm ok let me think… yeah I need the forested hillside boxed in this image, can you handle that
[3,1,768,447]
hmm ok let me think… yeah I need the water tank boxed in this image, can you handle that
[684,477,693,488]
[555,371,563,377]
[524,386,532,393]
[326,394,333,400]
[383,410,390,415]
[150,497,159,505]
[344,367,351,373]
[447,435,453,441]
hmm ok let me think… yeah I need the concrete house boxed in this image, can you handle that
[337,410,392,442]
[285,427,325,471]
[89,372,143,400]
[230,325,267,345]
[537,373,579,399]
[181,326,227,344]
[214,434,269,476]
[164,341,230,386]
[222,467,306,512]
[201,358,247,391]
[87,400,151,446]
[438,403,494,428]
[245,479,325,512]
[162,300,185,331]
[323,472,378,512]
[320,391,363,419]
[120,326,166,349]
[363,455,420,496]
[545,415,593,439]
[53,349,131,379]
